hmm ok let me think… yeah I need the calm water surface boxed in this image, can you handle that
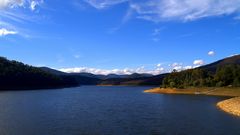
[0,86,239,135]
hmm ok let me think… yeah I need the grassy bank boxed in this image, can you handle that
[144,87,240,116]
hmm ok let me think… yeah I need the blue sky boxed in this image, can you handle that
[0,0,239,75]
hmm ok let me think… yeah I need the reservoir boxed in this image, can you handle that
[0,86,239,135]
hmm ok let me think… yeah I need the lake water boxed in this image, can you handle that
[0,86,239,135]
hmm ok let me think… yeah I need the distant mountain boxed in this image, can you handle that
[105,74,127,79]
[68,72,153,79]
[69,72,106,79]
[128,73,154,78]
[0,57,78,90]
[40,67,157,85]
[99,73,167,86]
[42,67,154,79]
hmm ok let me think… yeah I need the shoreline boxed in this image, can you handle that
[144,87,240,117]
[217,97,240,117]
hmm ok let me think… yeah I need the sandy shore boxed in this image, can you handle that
[217,97,240,116]
[144,87,240,116]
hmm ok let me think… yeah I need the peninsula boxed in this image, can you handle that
[145,87,240,116]
[144,54,240,116]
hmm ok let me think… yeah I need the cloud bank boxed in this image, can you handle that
[60,66,165,75]
[85,0,240,22]
[59,61,203,75]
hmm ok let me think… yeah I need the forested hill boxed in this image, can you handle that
[162,55,240,88]
[200,55,240,72]
[0,57,78,90]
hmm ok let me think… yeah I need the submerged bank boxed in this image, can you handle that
[144,87,240,116]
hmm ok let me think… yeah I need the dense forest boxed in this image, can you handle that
[0,57,78,90]
[162,64,240,88]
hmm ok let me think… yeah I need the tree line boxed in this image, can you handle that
[162,64,240,88]
[0,57,78,90]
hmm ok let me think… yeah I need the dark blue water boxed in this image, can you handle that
[0,86,239,135]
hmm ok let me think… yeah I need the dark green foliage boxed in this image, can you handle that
[0,57,78,90]
[162,64,240,88]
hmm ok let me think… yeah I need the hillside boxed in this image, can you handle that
[200,55,240,72]
[40,67,67,76]
[162,55,240,88]
[0,57,78,90]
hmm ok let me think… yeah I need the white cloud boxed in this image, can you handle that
[84,0,127,9]
[173,66,182,71]
[193,59,204,65]
[0,0,42,10]
[0,0,43,37]
[85,0,240,22]
[156,63,161,67]
[132,0,240,21]
[0,0,24,9]
[0,28,17,36]
[208,51,215,56]
[30,1,42,11]
[169,62,194,71]
[59,67,132,75]
[184,65,192,70]
[171,62,182,67]
[59,66,166,75]
[59,60,208,75]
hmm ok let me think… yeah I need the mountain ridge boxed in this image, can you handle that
[41,54,240,86]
